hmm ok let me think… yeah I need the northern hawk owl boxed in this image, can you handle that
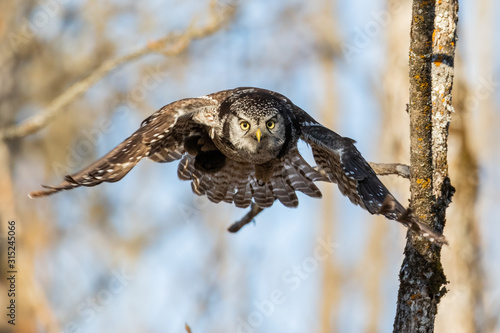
[30,87,446,245]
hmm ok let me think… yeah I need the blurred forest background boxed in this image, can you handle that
[0,0,498,332]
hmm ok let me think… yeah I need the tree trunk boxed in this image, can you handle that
[393,0,458,332]
[314,1,343,330]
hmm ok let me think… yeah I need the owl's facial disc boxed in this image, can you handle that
[221,94,288,164]
[233,115,283,164]
[239,115,277,146]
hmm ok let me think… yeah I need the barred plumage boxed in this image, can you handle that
[30,87,447,246]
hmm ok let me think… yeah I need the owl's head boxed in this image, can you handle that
[221,91,290,164]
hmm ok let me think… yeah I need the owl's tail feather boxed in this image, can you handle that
[285,153,327,197]
[177,150,326,210]
[268,153,327,208]
[29,132,148,198]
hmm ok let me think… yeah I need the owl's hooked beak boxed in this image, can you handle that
[255,128,262,143]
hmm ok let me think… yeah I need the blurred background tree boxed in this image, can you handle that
[0,0,498,332]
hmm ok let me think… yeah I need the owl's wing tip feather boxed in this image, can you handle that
[28,187,56,198]
[377,195,447,246]
[29,182,73,198]
[397,206,448,247]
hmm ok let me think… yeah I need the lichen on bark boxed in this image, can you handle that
[393,0,458,332]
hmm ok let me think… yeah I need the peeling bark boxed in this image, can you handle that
[393,0,458,332]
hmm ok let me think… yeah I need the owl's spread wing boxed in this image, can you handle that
[294,108,447,245]
[29,98,221,198]
[177,148,325,209]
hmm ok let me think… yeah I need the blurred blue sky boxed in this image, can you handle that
[19,0,500,332]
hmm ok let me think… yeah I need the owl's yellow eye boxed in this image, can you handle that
[266,120,275,129]
[240,121,250,131]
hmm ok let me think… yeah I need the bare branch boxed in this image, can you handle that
[369,162,410,179]
[227,203,264,233]
[0,2,236,141]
